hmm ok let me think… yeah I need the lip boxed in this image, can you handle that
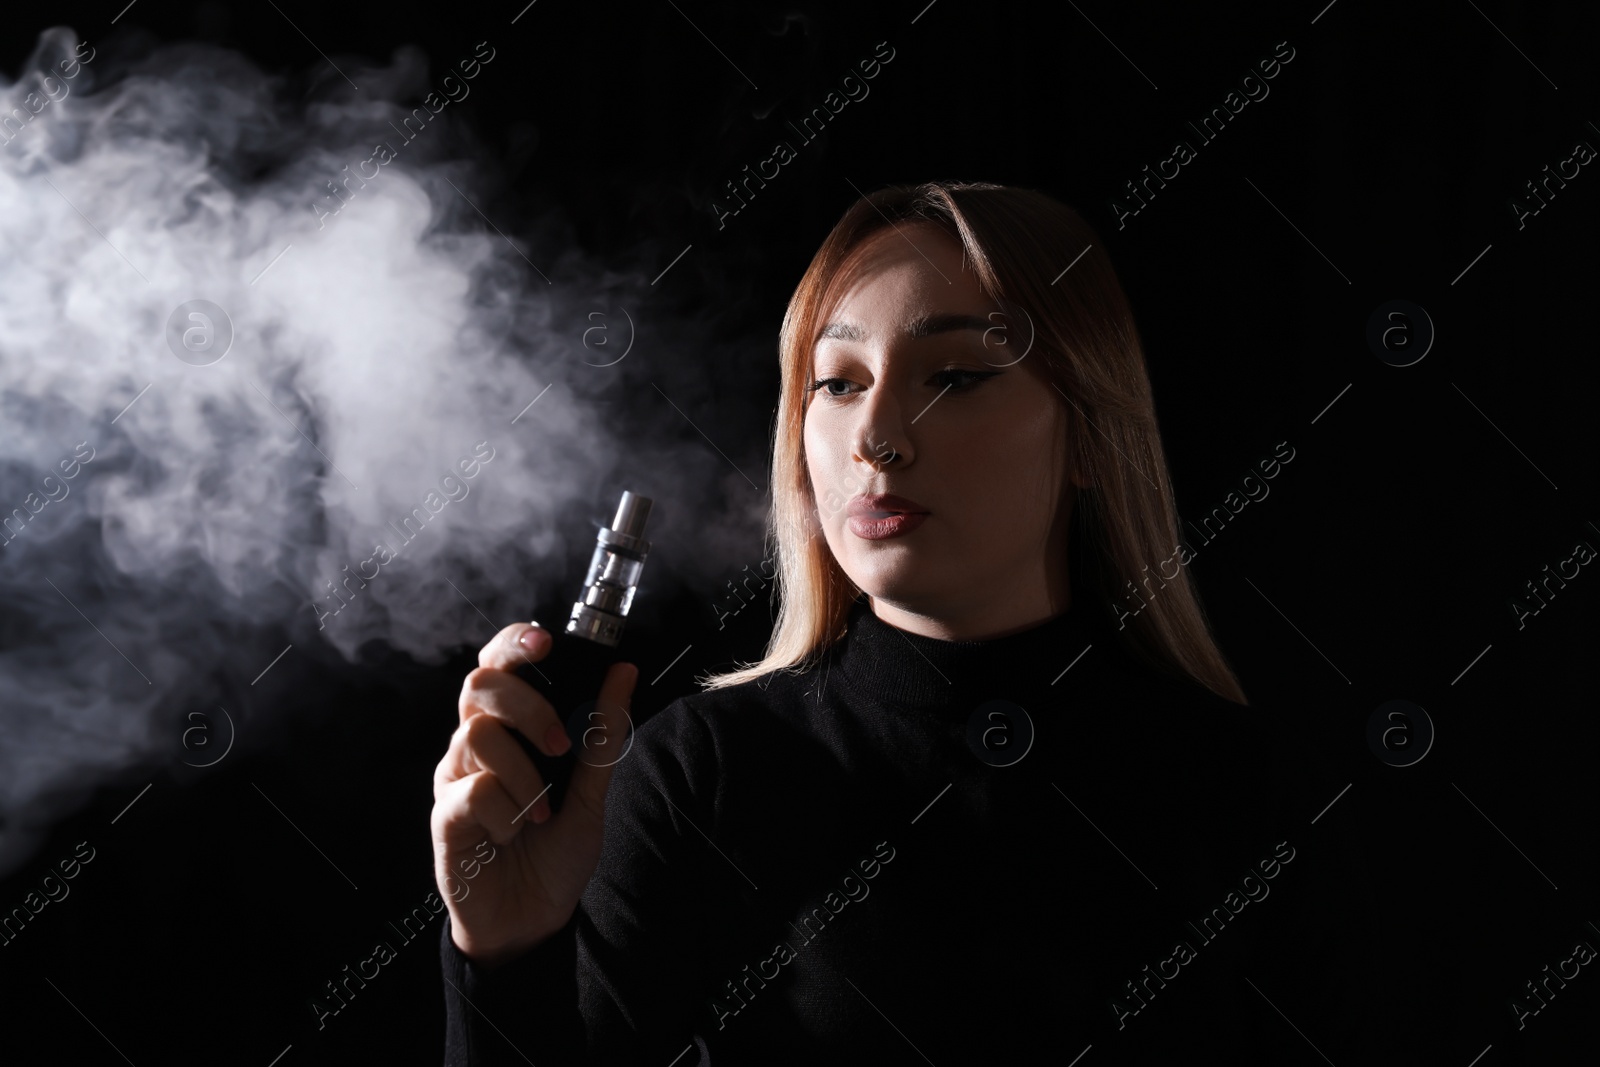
[847,493,929,518]
[848,511,928,540]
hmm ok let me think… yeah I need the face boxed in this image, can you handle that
[803,222,1080,638]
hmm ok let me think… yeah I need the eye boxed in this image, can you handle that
[805,369,1000,399]
[805,377,856,398]
[931,368,1000,392]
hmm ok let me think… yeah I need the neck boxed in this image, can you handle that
[835,592,1109,712]
[866,581,1073,642]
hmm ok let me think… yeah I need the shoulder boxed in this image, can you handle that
[1083,642,1290,771]
[603,665,829,837]
[625,662,828,775]
[642,660,827,736]
[1088,642,1332,823]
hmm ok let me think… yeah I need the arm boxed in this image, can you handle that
[439,697,724,1066]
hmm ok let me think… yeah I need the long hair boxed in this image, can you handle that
[695,180,1247,705]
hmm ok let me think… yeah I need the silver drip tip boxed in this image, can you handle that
[565,490,654,647]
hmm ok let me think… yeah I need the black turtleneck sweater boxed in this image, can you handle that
[440,595,1377,1065]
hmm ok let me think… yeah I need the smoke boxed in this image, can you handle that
[0,28,771,876]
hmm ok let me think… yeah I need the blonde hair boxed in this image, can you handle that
[695,181,1247,705]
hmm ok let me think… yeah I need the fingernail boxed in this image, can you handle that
[544,722,570,755]
[532,799,552,824]
[519,626,545,651]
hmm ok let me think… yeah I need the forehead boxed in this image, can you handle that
[821,223,993,330]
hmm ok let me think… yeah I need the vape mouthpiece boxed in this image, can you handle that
[565,490,653,647]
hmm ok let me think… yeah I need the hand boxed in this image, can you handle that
[430,622,639,967]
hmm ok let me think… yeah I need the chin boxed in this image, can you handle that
[843,560,928,603]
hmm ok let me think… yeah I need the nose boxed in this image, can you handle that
[852,382,911,471]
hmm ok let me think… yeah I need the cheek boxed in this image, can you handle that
[948,406,1064,539]
[962,405,1058,490]
[802,413,834,493]
[803,413,856,548]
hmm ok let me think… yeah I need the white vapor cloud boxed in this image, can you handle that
[0,27,771,877]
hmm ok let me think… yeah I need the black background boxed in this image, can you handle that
[1,1,1595,1064]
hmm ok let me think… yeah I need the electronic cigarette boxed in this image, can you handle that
[514,490,653,814]
[564,489,653,648]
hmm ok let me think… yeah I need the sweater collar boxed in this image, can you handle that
[832,593,1112,712]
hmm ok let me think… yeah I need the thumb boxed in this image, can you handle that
[560,661,639,829]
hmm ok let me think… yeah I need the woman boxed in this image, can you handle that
[432,182,1348,1065]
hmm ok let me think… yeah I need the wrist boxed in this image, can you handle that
[449,916,562,970]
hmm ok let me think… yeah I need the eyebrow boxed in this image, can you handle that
[817,312,996,343]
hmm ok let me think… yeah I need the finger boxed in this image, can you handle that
[437,714,555,825]
[457,666,570,758]
[478,622,554,673]
[432,768,527,847]
[560,661,640,830]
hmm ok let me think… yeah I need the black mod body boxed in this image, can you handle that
[510,627,628,816]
